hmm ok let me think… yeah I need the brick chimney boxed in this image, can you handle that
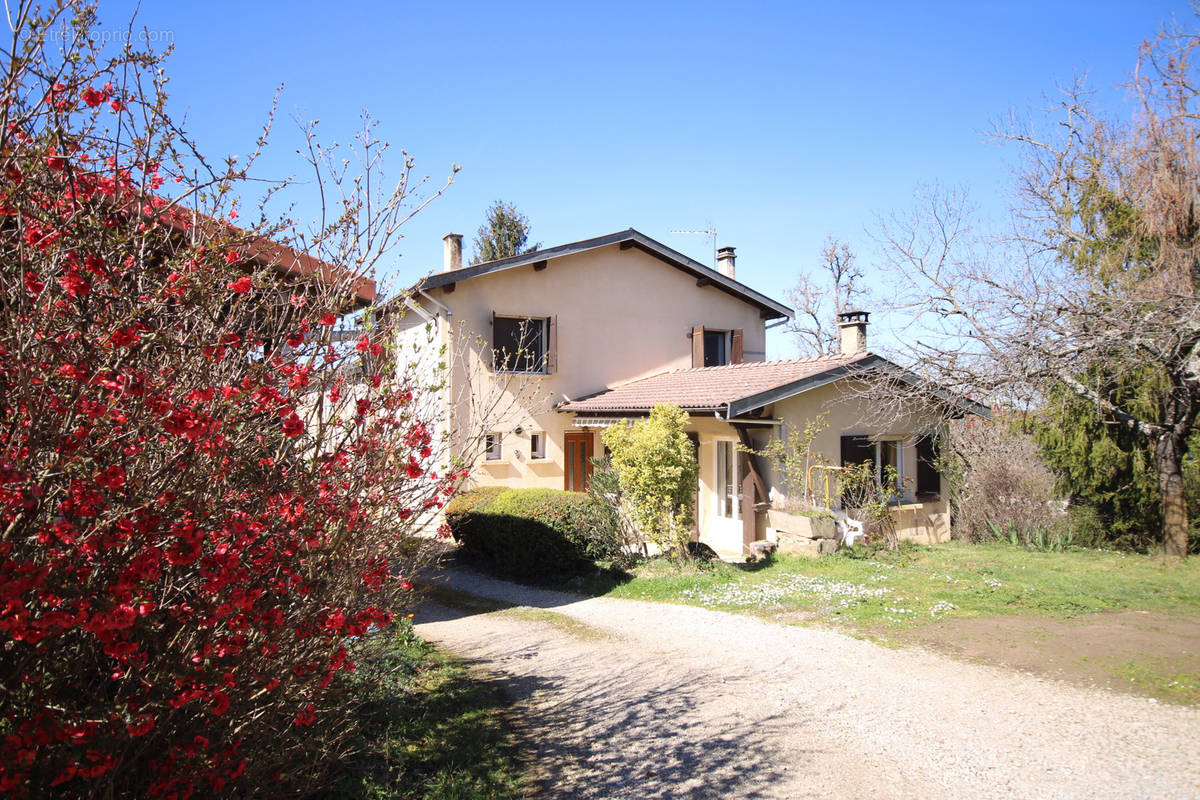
[837,310,869,356]
[443,233,463,271]
[716,246,736,279]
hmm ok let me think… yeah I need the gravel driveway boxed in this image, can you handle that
[413,566,1200,799]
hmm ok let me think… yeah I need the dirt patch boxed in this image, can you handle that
[898,611,1200,704]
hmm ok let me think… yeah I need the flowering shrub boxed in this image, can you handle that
[0,4,459,796]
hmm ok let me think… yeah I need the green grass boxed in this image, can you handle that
[589,541,1200,631]
[321,624,528,800]
[1114,659,1200,705]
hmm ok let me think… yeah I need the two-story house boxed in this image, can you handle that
[391,229,974,557]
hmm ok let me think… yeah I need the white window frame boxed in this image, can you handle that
[484,432,503,461]
[714,439,741,521]
[529,432,546,460]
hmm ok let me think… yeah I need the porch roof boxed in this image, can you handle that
[559,353,878,417]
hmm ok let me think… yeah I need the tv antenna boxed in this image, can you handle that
[670,222,718,267]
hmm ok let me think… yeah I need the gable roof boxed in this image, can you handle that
[414,229,792,319]
[559,353,990,419]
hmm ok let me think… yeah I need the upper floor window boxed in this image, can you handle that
[493,314,557,373]
[703,330,728,367]
[692,326,743,368]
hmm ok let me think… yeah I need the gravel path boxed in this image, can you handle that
[413,566,1200,799]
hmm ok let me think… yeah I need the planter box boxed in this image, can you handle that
[767,510,837,540]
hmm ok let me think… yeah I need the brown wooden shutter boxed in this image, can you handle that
[731,328,744,364]
[545,315,558,374]
[691,325,705,368]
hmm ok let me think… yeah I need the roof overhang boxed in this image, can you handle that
[414,229,792,320]
[725,354,991,420]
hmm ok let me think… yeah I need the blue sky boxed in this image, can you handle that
[100,0,1191,356]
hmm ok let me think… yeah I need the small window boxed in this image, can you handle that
[493,316,546,373]
[530,432,546,460]
[703,329,728,367]
[484,433,503,461]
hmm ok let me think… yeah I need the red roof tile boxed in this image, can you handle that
[559,353,875,414]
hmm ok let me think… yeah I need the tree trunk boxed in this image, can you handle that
[1156,432,1190,558]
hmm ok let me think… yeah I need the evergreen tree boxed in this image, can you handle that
[471,200,540,264]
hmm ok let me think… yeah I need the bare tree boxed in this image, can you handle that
[787,237,869,356]
[875,20,1200,558]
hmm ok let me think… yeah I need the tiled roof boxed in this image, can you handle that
[559,352,876,414]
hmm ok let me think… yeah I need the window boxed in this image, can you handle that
[692,326,743,367]
[840,435,905,500]
[703,330,727,367]
[530,432,546,460]
[716,440,740,520]
[484,433,502,461]
[493,315,550,373]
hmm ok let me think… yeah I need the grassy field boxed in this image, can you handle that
[585,542,1200,626]
[322,625,528,800]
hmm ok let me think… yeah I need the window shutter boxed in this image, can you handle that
[731,328,744,364]
[545,315,558,374]
[840,435,874,468]
[490,311,498,371]
[915,435,941,497]
[692,325,705,368]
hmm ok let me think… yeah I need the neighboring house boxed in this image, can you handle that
[389,228,979,557]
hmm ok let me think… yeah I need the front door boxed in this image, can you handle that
[564,431,593,492]
[714,439,742,545]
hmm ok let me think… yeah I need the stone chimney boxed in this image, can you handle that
[837,310,869,356]
[443,233,463,271]
[716,245,736,279]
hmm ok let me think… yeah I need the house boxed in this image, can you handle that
[390,228,979,557]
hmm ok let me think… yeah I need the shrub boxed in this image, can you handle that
[0,6,458,797]
[602,404,698,558]
[445,485,508,516]
[939,416,1067,546]
[448,488,621,579]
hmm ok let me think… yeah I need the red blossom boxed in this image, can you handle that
[226,276,252,294]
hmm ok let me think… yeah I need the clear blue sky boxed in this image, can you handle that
[100,0,1191,356]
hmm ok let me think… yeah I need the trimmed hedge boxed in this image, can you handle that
[447,487,622,580]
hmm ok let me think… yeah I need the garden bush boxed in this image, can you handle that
[0,5,459,796]
[447,488,622,579]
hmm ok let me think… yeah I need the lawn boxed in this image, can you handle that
[322,624,528,800]
[590,541,1200,628]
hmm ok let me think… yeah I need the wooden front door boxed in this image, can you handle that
[564,431,594,492]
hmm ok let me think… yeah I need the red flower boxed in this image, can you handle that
[80,86,111,107]
[281,414,304,438]
[224,249,242,265]
[226,276,252,294]
[318,313,337,326]
[59,271,90,297]
[294,704,316,727]
[96,465,126,490]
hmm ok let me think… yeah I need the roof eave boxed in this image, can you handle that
[415,229,793,320]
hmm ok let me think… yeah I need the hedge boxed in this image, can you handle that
[447,487,622,579]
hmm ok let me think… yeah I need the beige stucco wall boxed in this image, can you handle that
[415,243,771,491]
[766,381,951,544]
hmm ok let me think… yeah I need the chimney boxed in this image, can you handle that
[443,233,463,272]
[716,245,736,279]
[837,310,869,356]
